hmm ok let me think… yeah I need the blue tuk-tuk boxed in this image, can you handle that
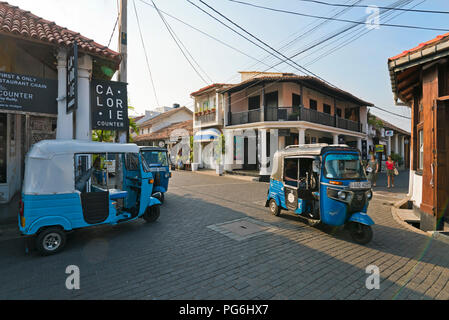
[266,144,374,244]
[19,140,162,255]
[139,146,171,204]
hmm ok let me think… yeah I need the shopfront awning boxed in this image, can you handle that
[194,128,221,142]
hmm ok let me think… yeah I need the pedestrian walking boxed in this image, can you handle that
[366,154,379,187]
[386,155,397,188]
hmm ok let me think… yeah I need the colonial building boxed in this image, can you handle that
[219,71,372,179]
[366,113,410,169]
[191,83,231,170]
[0,2,121,204]
[388,32,449,231]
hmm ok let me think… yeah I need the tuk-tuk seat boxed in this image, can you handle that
[109,189,128,200]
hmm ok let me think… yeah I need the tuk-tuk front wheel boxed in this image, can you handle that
[349,223,373,245]
[269,199,280,216]
[143,205,160,223]
[36,227,66,256]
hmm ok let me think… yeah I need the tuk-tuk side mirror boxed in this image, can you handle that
[312,160,320,173]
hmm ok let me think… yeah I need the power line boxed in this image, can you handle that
[133,0,159,105]
[107,1,120,48]
[151,0,211,84]
[190,0,335,87]
[137,0,277,72]
[370,106,411,119]
[295,0,449,15]
[302,0,422,66]
[229,0,449,32]
[223,0,363,83]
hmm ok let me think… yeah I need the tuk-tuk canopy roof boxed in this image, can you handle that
[27,139,140,160]
[270,144,357,180]
[23,140,140,195]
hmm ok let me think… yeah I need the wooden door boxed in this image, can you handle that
[434,100,449,229]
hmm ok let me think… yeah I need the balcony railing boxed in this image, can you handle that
[195,112,216,124]
[229,105,364,133]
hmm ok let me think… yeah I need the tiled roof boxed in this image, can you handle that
[219,75,373,107]
[190,83,231,97]
[139,106,193,127]
[0,1,121,62]
[370,114,410,136]
[389,32,449,61]
[134,120,193,142]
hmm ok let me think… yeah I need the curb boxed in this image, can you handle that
[190,170,259,182]
[428,231,449,245]
[391,198,429,236]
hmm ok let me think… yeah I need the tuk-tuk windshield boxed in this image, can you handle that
[141,150,169,167]
[324,153,366,180]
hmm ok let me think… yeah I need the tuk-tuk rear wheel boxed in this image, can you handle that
[269,199,280,216]
[349,223,373,245]
[143,205,160,223]
[36,227,66,256]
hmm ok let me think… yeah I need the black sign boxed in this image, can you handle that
[91,79,128,131]
[0,71,57,114]
[278,129,290,136]
[361,140,368,160]
[67,42,78,113]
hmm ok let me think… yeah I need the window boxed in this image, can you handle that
[141,150,169,169]
[292,94,301,106]
[336,108,342,117]
[309,99,317,110]
[324,153,365,180]
[248,95,260,110]
[418,129,423,171]
[323,104,331,114]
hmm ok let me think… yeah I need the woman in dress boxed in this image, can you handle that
[386,155,396,188]
[366,154,379,187]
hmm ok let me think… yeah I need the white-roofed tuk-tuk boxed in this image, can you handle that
[18,140,162,255]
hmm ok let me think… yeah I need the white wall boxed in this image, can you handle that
[150,110,192,133]
[410,170,422,208]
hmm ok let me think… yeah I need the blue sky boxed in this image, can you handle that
[8,0,449,131]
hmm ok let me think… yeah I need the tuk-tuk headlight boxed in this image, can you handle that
[337,190,347,200]
[165,173,169,178]
[366,189,373,200]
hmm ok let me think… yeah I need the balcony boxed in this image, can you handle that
[195,111,216,124]
[228,106,364,133]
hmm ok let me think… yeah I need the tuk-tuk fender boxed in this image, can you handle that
[266,193,282,208]
[348,212,375,226]
[27,216,72,235]
[148,197,161,207]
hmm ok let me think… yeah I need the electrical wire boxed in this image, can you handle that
[151,0,212,84]
[295,0,449,15]
[189,0,335,87]
[133,0,160,106]
[229,0,449,32]
[137,0,279,72]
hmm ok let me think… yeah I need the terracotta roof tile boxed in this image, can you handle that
[389,32,449,61]
[134,120,193,142]
[0,1,121,63]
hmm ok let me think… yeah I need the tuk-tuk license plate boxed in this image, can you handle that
[349,181,371,189]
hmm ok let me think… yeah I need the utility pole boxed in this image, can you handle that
[116,0,128,189]
[117,0,128,143]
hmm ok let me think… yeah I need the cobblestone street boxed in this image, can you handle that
[1,171,448,300]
